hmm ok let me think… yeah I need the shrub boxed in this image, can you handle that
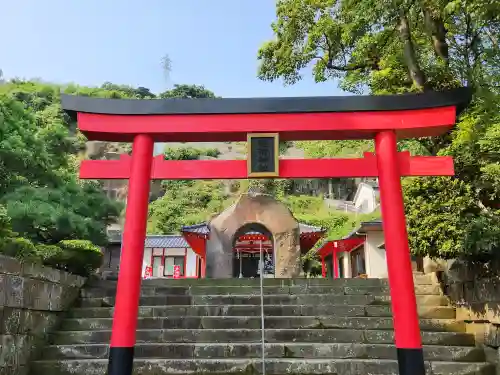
[0,204,14,239]
[0,237,103,277]
[300,255,322,276]
[35,243,65,269]
[163,146,220,160]
[56,239,103,277]
[0,236,37,260]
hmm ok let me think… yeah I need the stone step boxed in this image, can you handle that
[68,304,457,319]
[80,284,442,298]
[32,358,495,375]
[41,342,485,362]
[78,294,448,307]
[87,275,436,289]
[51,329,476,346]
[60,316,466,332]
[88,278,388,288]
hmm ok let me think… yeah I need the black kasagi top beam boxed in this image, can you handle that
[60,87,472,117]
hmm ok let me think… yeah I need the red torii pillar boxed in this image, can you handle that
[108,135,154,375]
[376,130,423,373]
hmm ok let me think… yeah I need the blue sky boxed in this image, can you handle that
[1,0,345,98]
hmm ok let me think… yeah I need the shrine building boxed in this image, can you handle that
[101,193,325,279]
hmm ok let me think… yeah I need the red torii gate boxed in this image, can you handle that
[317,237,365,278]
[61,88,470,375]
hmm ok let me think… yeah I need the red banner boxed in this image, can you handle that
[173,265,181,279]
[144,266,153,279]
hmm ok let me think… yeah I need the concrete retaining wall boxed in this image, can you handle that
[0,255,86,375]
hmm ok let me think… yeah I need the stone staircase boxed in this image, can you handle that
[32,275,495,375]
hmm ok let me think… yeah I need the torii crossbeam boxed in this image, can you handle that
[79,152,454,179]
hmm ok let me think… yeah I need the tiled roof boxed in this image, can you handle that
[299,223,324,234]
[144,235,190,248]
[344,219,383,239]
[357,220,383,233]
[182,222,323,235]
[181,223,210,234]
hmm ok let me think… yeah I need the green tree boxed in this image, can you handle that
[0,82,122,246]
[258,0,498,91]
[404,177,477,258]
[2,183,121,245]
[100,82,156,99]
[0,91,72,195]
[258,0,500,259]
[159,84,218,99]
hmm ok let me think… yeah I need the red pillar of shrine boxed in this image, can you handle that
[321,256,326,278]
[108,134,154,375]
[332,250,339,279]
[201,256,206,278]
[375,131,424,375]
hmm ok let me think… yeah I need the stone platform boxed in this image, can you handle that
[31,276,496,375]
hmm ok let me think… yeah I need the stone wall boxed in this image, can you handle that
[428,258,500,357]
[0,255,86,375]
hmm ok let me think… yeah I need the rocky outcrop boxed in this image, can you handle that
[0,255,86,375]
[208,194,301,278]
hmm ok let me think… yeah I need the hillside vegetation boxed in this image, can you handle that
[2,2,500,271]
[1,76,499,266]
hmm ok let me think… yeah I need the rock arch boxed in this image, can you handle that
[206,193,301,278]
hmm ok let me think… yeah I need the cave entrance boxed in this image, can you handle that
[232,222,274,278]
